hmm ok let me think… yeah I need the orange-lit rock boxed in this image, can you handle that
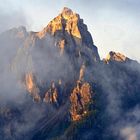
[104,51,129,63]
[70,80,92,121]
[25,73,34,93]
[44,81,59,106]
[36,7,82,39]
[61,7,74,20]
[65,14,81,39]
[79,64,86,81]
[25,73,41,102]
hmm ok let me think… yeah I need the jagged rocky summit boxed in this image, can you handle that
[103,51,130,63]
[36,7,100,61]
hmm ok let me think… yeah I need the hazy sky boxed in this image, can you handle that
[0,0,140,61]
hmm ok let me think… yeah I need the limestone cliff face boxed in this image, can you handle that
[69,63,93,121]
[70,80,93,121]
[25,73,41,102]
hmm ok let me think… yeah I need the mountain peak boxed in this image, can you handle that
[61,7,76,20]
[104,51,129,63]
[37,7,80,38]
[36,7,100,61]
[61,7,73,16]
[62,7,73,12]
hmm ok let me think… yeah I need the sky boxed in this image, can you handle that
[0,0,140,61]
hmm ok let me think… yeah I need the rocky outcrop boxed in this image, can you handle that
[69,62,93,121]
[79,64,86,81]
[43,81,59,107]
[44,82,58,104]
[70,80,93,121]
[25,73,41,102]
[104,51,129,63]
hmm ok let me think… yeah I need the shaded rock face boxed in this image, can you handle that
[70,80,92,121]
